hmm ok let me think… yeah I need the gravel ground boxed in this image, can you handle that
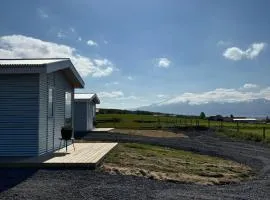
[1,130,270,200]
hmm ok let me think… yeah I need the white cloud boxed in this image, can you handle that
[246,43,266,59]
[52,27,78,40]
[78,37,82,41]
[113,81,119,85]
[117,95,138,100]
[104,40,108,44]
[105,81,119,86]
[217,40,231,46]
[223,42,266,61]
[98,91,142,101]
[0,35,114,77]
[242,83,258,89]
[87,40,98,47]
[94,59,111,67]
[127,76,134,80]
[37,8,48,19]
[159,84,270,105]
[97,91,149,109]
[223,47,244,61]
[70,27,75,33]
[98,91,124,98]
[157,58,171,68]
[57,31,66,39]
[157,94,168,98]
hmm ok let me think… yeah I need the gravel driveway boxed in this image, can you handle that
[1,130,270,199]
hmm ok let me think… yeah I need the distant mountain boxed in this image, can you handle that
[139,98,270,118]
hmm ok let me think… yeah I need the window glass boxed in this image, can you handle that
[93,104,96,117]
[65,92,72,126]
[48,88,54,117]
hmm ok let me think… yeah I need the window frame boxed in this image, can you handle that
[64,91,72,126]
[48,87,54,118]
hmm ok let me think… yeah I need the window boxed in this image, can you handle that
[48,88,54,117]
[92,104,96,117]
[65,92,72,126]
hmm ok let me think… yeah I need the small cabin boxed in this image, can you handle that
[0,58,84,156]
[74,93,100,138]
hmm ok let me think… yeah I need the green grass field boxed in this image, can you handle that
[96,113,270,142]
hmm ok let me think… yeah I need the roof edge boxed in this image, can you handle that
[75,93,100,104]
[46,59,84,88]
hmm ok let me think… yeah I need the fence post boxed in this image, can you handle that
[237,121,239,132]
[263,127,266,140]
[208,120,210,129]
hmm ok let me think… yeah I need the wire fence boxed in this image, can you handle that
[96,115,270,141]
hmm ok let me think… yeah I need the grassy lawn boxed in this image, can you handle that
[96,113,270,129]
[218,128,270,143]
[96,113,270,143]
[110,129,187,138]
[100,143,254,185]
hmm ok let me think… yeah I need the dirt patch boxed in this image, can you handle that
[100,143,254,185]
[110,129,187,138]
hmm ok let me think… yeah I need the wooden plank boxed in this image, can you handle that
[44,143,117,164]
[0,143,118,168]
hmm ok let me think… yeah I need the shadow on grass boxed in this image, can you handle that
[0,168,38,193]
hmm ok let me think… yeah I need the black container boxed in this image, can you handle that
[61,126,73,140]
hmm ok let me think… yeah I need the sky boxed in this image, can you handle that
[0,0,270,109]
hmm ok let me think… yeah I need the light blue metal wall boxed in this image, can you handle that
[74,101,96,133]
[39,70,74,154]
[38,73,48,155]
[0,74,39,156]
[0,70,74,156]
[54,71,73,150]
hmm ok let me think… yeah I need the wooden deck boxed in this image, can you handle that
[0,142,118,169]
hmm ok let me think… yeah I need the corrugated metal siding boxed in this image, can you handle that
[39,70,75,155]
[54,71,73,150]
[39,71,74,154]
[74,101,96,133]
[0,74,39,156]
[74,102,87,132]
[38,73,48,155]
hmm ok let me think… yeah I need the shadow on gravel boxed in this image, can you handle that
[0,168,38,193]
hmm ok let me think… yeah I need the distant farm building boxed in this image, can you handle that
[233,118,257,123]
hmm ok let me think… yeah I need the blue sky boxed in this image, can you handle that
[0,0,270,109]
